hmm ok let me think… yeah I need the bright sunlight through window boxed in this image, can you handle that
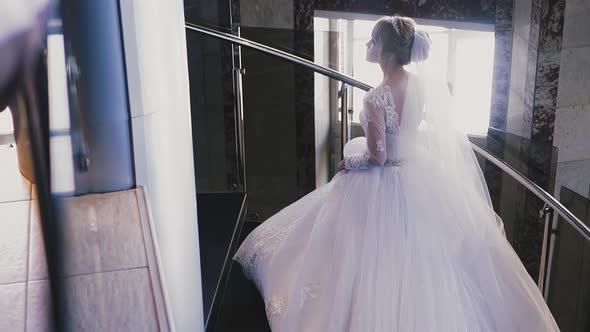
[315,14,495,135]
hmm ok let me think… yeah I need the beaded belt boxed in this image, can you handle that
[384,159,404,167]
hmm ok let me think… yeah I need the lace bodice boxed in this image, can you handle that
[344,84,402,169]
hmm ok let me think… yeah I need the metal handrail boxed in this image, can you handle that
[470,142,590,242]
[185,23,590,243]
[185,23,372,92]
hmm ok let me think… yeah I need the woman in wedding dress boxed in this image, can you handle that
[234,16,560,331]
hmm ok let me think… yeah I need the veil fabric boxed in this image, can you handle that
[399,59,502,240]
[385,49,559,331]
[410,30,431,63]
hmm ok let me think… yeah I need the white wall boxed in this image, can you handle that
[553,0,590,199]
[119,0,204,331]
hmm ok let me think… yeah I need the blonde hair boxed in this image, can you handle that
[372,16,416,65]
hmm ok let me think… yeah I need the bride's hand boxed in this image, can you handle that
[337,160,346,171]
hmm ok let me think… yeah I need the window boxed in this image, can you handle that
[315,12,495,135]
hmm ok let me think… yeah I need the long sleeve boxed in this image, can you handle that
[344,102,387,170]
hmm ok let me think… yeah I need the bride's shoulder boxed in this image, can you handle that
[363,84,394,112]
[362,85,378,103]
[366,83,392,98]
[363,85,386,106]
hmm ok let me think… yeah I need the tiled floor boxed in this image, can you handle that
[0,145,166,331]
[0,109,15,145]
[0,145,32,203]
[0,282,26,331]
[0,200,30,285]
[0,144,42,331]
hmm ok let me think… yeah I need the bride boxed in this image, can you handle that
[234,16,559,331]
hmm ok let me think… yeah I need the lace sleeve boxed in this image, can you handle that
[344,101,387,170]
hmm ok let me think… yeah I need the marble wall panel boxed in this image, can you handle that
[530,0,566,144]
[554,105,590,163]
[557,47,590,108]
[561,0,590,48]
[555,159,590,199]
[514,0,533,42]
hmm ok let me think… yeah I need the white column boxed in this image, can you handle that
[118,0,204,331]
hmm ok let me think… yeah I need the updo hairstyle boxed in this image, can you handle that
[373,16,416,66]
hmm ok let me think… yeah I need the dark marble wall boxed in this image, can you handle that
[490,0,514,130]
[529,0,565,145]
[510,0,566,144]
[500,14,561,276]
[552,0,590,201]
[521,0,539,138]
[313,0,496,23]
[509,0,565,278]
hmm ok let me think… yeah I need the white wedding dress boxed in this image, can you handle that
[234,72,559,331]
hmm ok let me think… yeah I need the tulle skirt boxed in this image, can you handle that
[233,164,559,331]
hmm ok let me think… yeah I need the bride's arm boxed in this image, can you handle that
[343,103,387,170]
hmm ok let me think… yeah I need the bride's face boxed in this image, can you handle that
[366,32,380,63]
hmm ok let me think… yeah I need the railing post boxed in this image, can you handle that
[231,22,246,192]
[538,204,553,297]
[543,212,560,300]
[339,82,349,160]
